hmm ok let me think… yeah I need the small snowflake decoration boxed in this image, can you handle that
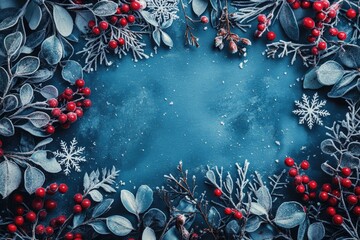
[146,0,179,23]
[54,138,86,175]
[293,93,330,130]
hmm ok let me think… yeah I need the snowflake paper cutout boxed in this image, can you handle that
[292,93,330,130]
[54,138,86,175]
[146,0,179,23]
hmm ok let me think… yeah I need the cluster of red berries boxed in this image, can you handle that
[254,14,277,41]
[7,183,89,239]
[88,1,143,50]
[46,79,91,134]
[285,157,360,225]
[213,188,243,220]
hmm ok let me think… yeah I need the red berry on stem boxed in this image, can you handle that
[58,114,68,124]
[257,14,266,23]
[83,99,92,108]
[75,108,83,117]
[341,178,352,188]
[45,226,54,236]
[58,183,68,194]
[48,98,58,108]
[296,184,306,193]
[46,125,55,134]
[322,0,330,9]
[119,18,128,27]
[354,186,360,195]
[291,1,300,9]
[332,189,340,197]
[121,4,130,13]
[74,193,83,203]
[214,188,222,197]
[110,16,118,24]
[318,41,327,50]
[332,214,343,225]
[288,168,297,177]
[233,211,243,219]
[302,175,310,184]
[67,112,77,123]
[328,197,338,206]
[14,216,24,226]
[316,12,326,21]
[309,192,316,199]
[224,207,232,215]
[266,31,276,41]
[7,224,17,233]
[64,88,73,96]
[49,183,58,192]
[35,224,45,235]
[303,17,315,29]
[353,206,360,216]
[311,46,319,55]
[32,198,44,210]
[346,194,358,205]
[337,32,347,40]
[92,27,100,35]
[302,194,309,202]
[116,7,121,14]
[326,206,336,216]
[26,211,37,223]
[128,15,136,23]
[300,160,310,170]
[45,199,57,211]
[301,1,311,9]
[308,180,317,190]
[328,9,337,18]
[311,29,320,37]
[294,175,303,185]
[329,28,338,36]
[65,232,74,240]
[118,37,125,46]
[82,87,91,96]
[321,183,331,192]
[38,210,47,220]
[13,193,24,203]
[130,1,141,11]
[200,16,209,24]
[88,20,95,28]
[257,24,265,31]
[75,79,85,88]
[15,206,25,215]
[341,167,352,177]
[346,8,357,19]
[66,102,76,112]
[319,191,329,201]
[108,40,118,49]
[99,21,109,30]
[312,1,323,11]
[57,215,67,225]
[52,108,61,117]
[73,204,82,214]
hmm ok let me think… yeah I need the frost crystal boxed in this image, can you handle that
[54,138,86,175]
[146,0,179,23]
[293,93,330,129]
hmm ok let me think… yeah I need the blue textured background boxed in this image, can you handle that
[52,21,345,193]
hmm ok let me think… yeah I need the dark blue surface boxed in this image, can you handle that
[51,21,345,190]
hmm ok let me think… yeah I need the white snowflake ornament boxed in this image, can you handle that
[54,138,86,175]
[293,93,330,130]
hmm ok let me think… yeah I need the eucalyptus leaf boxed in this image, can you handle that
[62,60,83,84]
[303,67,323,89]
[0,67,8,93]
[273,201,306,228]
[136,185,153,214]
[41,35,63,65]
[75,11,94,33]
[28,68,53,83]
[340,152,359,168]
[25,29,46,49]
[17,122,48,137]
[73,212,86,228]
[250,202,268,216]
[92,198,114,218]
[338,44,360,69]
[249,223,275,240]
[4,31,23,56]
[208,206,221,228]
[0,117,15,136]
[140,11,159,27]
[307,222,325,240]
[245,216,262,233]
[89,220,111,234]
[297,217,309,240]
[152,29,161,46]
[143,208,167,230]
[279,3,299,41]
[29,150,62,173]
[142,227,156,240]
[92,1,118,16]
[24,166,45,194]
[27,111,50,128]
[206,169,217,185]
[40,85,58,99]
[106,215,134,236]
[53,5,73,37]
[163,226,181,240]
[0,8,20,31]
[255,186,272,212]
[121,190,137,215]
[161,30,173,48]
[20,83,33,105]
[328,71,359,98]
[15,56,40,76]
[225,173,233,194]
[225,220,240,238]
[321,161,336,175]
[89,189,103,202]
[316,61,344,86]
[321,139,337,155]
[192,0,208,16]
[60,36,74,59]
[3,94,18,112]
[34,137,53,149]
[0,160,21,198]
[25,1,42,30]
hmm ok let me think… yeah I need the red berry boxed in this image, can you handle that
[317,41,327,50]
[311,29,320,37]
[82,99,92,108]
[337,32,347,40]
[38,210,47,220]
[347,194,358,205]
[75,108,83,117]
[332,189,341,197]
[341,178,352,188]
[233,211,243,219]
[300,160,310,170]
[64,88,73,96]
[294,175,303,185]
[75,79,85,88]
[14,216,24,226]
[354,186,360,195]
[353,206,360,216]
[32,198,44,210]
[326,206,336,216]
[291,1,300,9]
[57,215,67,225]
[288,168,298,177]
[49,183,58,192]
[58,183,68,194]
[266,31,276,41]
[303,17,315,29]
[118,37,125,46]
[224,207,232,215]
[81,199,91,209]
[81,87,91,96]
[328,9,337,18]
[15,206,25,215]
[346,8,357,19]
[66,102,76,112]
[332,214,343,225]
[309,192,316,199]
[257,24,265,31]
[13,193,24,203]
[92,27,100,35]
[312,1,323,11]
[67,112,77,123]
[311,46,319,55]
[302,194,309,202]
[301,1,311,9]
[65,232,74,240]
[74,193,83,203]
[321,183,331,192]
[130,1,141,11]
[322,0,330,9]
[88,20,95,28]
[128,15,136,23]
[316,12,326,21]
[99,21,109,30]
[45,226,54,236]
[7,224,17,233]
[257,14,267,23]
[73,204,82,214]
[116,7,121,14]
[35,224,45,235]
[58,114,67,124]
[121,4,130,13]
[319,191,329,201]
[0,148,4,157]
[308,180,317,190]
[296,185,305,193]
[341,167,352,177]
[48,98,58,108]
[46,125,55,134]
[302,175,310,184]
[26,211,37,223]
[110,16,118,24]
[45,199,57,211]
[52,108,61,117]
[214,188,222,197]
[108,40,118,49]
[328,197,338,206]
[74,233,82,238]
[119,18,128,27]
[329,27,338,36]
